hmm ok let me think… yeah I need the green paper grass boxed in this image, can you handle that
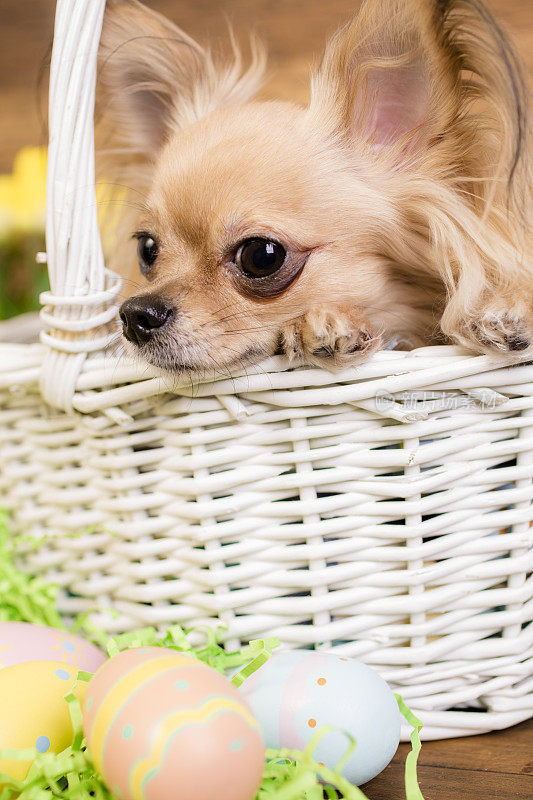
[0,512,425,799]
[0,512,64,628]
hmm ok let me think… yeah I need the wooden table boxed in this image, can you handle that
[363,718,533,799]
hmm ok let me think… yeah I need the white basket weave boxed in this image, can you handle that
[0,0,532,740]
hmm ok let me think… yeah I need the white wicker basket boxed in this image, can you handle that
[0,0,532,740]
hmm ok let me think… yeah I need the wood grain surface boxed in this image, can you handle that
[362,718,533,799]
[0,1,531,795]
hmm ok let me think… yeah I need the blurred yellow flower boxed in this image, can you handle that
[0,147,47,235]
[0,147,124,249]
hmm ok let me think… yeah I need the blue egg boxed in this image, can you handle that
[237,651,401,785]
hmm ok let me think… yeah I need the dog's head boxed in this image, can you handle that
[99,0,529,374]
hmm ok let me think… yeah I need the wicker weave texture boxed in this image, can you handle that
[0,344,532,739]
[0,0,531,740]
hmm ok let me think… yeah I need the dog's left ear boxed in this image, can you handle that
[309,0,457,155]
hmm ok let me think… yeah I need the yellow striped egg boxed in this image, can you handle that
[0,661,86,783]
[82,647,264,800]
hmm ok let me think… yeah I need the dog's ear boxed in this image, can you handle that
[98,0,206,154]
[98,0,265,157]
[309,0,458,155]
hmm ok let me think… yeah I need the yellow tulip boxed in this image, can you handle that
[0,147,47,235]
[0,147,124,246]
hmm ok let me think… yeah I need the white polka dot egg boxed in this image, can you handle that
[237,650,401,785]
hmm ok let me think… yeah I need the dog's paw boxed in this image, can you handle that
[459,302,533,354]
[470,315,530,352]
[280,305,381,369]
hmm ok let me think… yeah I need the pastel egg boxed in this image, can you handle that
[237,651,401,786]
[0,621,106,672]
[83,647,265,800]
[0,661,86,782]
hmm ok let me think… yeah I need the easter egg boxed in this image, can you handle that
[0,660,86,782]
[0,621,106,672]
[83,647,265,800]
[237,651,401,786]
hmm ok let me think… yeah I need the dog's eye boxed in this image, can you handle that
[136,234,159,275]
[236,238,286,278]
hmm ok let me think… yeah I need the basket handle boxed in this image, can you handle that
[40,0,122,411]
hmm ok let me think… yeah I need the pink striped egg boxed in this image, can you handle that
[82,647,264,800]
[0,622,106,672]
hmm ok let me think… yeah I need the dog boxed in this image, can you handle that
[97,0,532,376]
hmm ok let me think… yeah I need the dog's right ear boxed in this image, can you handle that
[98,0,207,155]
[98,0,265,158]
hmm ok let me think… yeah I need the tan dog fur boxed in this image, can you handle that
[97,0,532,374]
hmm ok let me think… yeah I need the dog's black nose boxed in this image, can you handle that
[119,295,175,345]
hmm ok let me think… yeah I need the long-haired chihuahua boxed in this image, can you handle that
[97,0,532,375]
